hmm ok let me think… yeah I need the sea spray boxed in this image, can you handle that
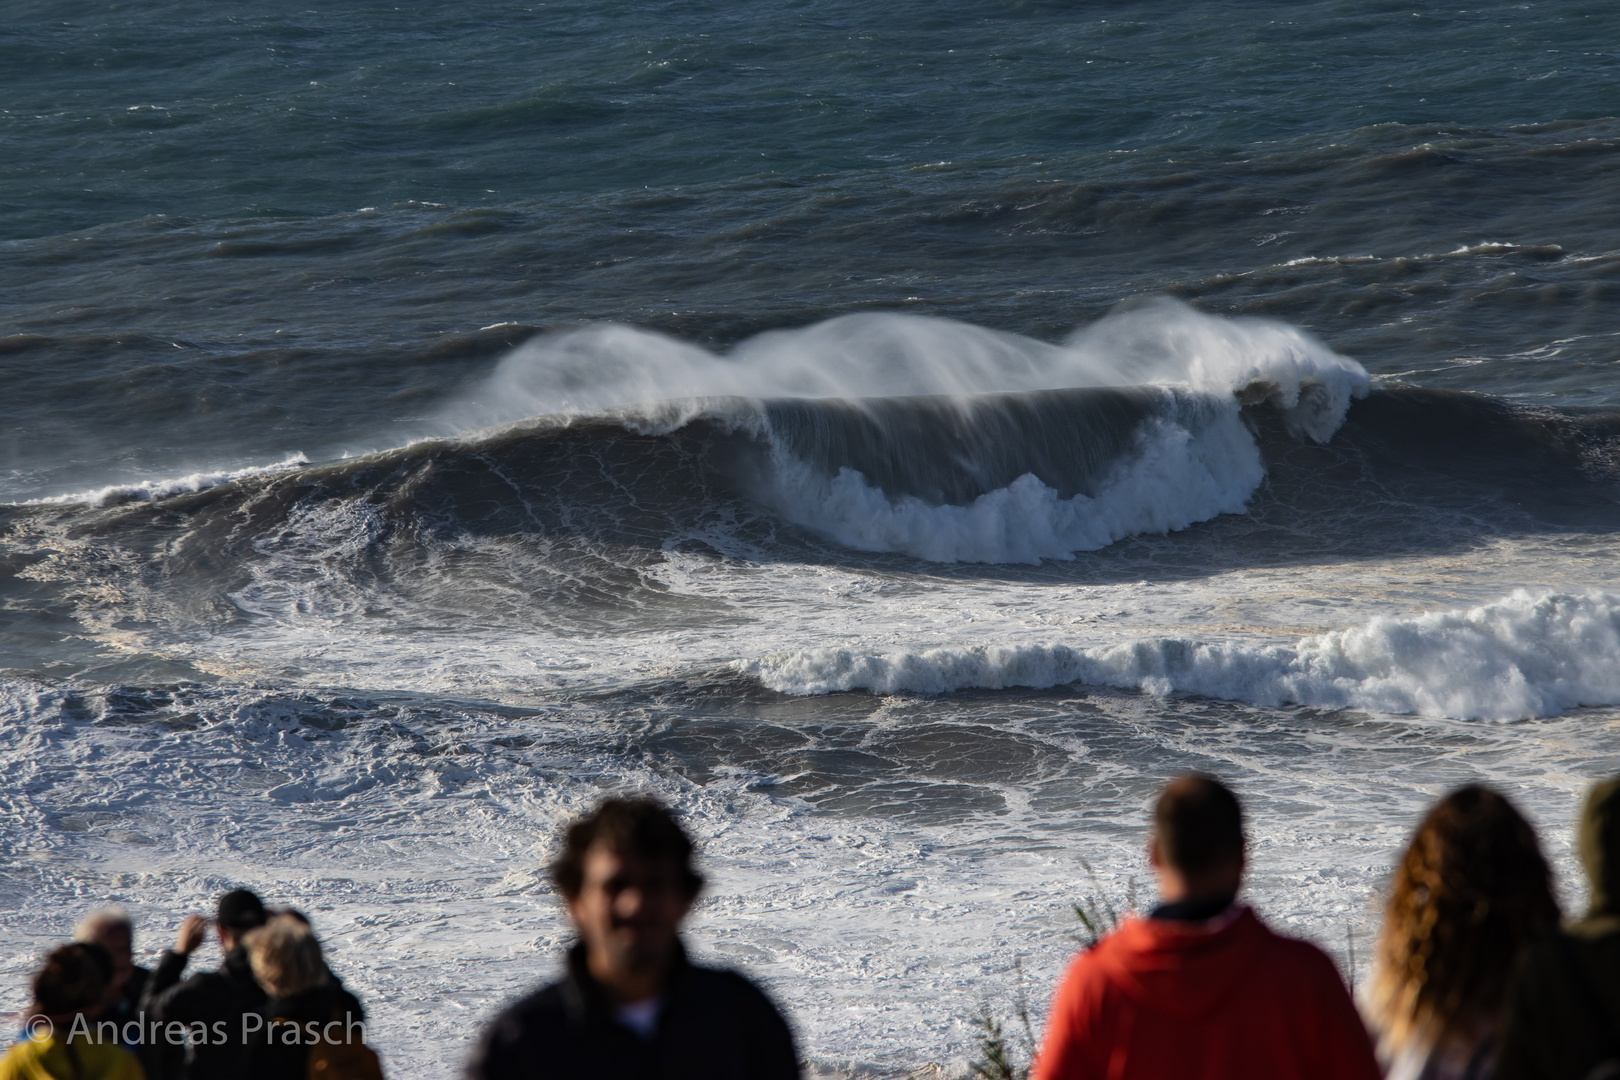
[739,590,1620,720]
[432,299,1368,562]
[439,299,1369,436]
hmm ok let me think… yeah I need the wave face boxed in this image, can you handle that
[756,390,1266,563]
[26,300,1364,564]
[740,590,1620,721]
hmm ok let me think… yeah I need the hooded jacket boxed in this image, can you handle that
[465,940,798,1080]
[1035,906,1380,1080]
[1495,775,1620,1080]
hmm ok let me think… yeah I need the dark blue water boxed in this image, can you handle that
[5,1,1620,503]
[5,5,1620,1075]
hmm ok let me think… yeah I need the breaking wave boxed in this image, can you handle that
[739,590,1620,720]
[11,300,1373,565]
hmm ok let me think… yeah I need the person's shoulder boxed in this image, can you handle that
[1247,915,1353,992]
[79,1040,144,1080]
[485,978,571,1035]
[333,985,366,1020]
[466,979,573,1080]
[0,1038,41,1079]
[684,962,788,1013]
[1049,928,1132,1008]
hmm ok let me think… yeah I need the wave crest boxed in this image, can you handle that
[738,590,1620,720]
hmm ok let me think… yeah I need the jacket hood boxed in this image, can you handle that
[1579,774,1620,919]
[1090,907,1272,1020]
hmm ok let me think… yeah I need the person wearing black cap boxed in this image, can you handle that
[139,888,270,1080]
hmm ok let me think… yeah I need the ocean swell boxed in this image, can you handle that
[435,299,1367,563]
[738,590,1620,720]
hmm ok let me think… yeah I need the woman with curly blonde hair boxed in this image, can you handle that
[1369,785,1560,1080]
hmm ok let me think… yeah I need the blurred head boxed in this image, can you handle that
[1371,785,1559,1059]
[33,943,113,1024]
[73,908,134,990]
[553,798,703,993]
[1149,773,1246,902]
[1579,773,1620,918]
[243,914,328,1000]
[216,889,267,951]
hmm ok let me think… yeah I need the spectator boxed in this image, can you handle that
[74,908,152,1070]
[138,888,269,1080]
[1368,785,1560,1080]
[466,797,799,1080]
[241,914,376,1080]
[1495,774,1620,1080]
[1035,773,1381,1080]
[0,942,143,1080]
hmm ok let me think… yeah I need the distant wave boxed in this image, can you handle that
[738,590,1620,720]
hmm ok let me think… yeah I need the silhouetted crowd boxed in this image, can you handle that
[4,773,1616,1080]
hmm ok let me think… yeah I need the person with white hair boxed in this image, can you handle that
[74,907,151,1071]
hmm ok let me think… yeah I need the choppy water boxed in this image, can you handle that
[5,2,1620,1075]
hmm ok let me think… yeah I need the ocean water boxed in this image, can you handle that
[4,1,1620,1074]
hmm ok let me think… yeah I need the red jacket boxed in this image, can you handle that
[1034,907,1380,1080]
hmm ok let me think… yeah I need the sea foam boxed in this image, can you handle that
[739,590,1620,720]
[21,454,310,508]
[442,299,1369,563]
[760,410,1264,563]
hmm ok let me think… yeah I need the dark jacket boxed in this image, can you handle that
[111,965,153,1071]
[466,941,799,1080]
[138,945,269,1080]
[114,964,151,1024]
[1495,919,1620,1080]
[1497,774,1620,1080]
[243,982,368,1080]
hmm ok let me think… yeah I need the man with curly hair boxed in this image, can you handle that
[467,797,798,1080]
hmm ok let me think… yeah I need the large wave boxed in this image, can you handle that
[12,301,1371,566]
[739,590,1620,721]
[430,299,1368,562]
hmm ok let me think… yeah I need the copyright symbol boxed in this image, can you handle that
[24,1015,52,1042]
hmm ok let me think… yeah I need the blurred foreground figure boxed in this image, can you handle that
[241,913,378,1080]
[0,942,144,1080]
[467,797,798,1080]
[1368,785,1560,1080]
[1496,775,1620,1080]
[73,909,150,1034]
[139,888,269,1080]
[1035,773,1380,1080]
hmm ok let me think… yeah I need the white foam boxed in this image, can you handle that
[21,453,309,508]
[428,300,1369,563]
[763,411,1264,564]
[741,589,1620,721]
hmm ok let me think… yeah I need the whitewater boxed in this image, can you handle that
[7,2,1620,1075]
[6,300,1620,1075]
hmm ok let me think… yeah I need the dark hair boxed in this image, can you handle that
[33,943,112,1018]
[1371,784,1559,1059]
[217,888,267,931]
[551,798,703,899]
[1154,773,1245,875]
